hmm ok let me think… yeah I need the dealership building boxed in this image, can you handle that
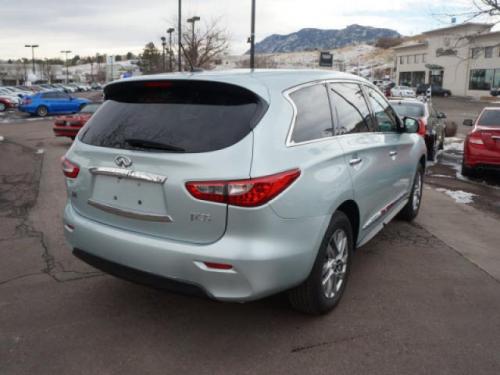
[394,23,500,97]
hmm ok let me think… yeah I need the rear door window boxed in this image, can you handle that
[79,80,268,153]
[328,82,372,134]
[289,84,333,143]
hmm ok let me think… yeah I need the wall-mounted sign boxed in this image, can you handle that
[319,52,333,67]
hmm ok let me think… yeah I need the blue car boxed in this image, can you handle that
[19,91,91,117]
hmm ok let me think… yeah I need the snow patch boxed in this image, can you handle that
[443,138,464,152]
[0,135,4,142]
[36,149,44,154]
[435,188,476,204]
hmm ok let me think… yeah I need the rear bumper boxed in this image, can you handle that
[53,126,80,137]
[64,203,329,302]
[464,144,500,169]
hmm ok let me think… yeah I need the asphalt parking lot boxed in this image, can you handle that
[1,96,500,374]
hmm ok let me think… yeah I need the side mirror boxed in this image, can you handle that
[463,119,473,126]
[403,117,419,133]
[437,112,447,119]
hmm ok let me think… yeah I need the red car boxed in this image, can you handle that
[462,107,500,177]
[53,102,100,139]
[0,97,18,112]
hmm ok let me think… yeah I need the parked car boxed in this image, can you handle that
[53,102,101,139]
[462,108,500,177]
[19,91,90,117]
[416,84,452,97]
[0,88,22,105]
[491,88,499,97]
[390,98,447,161]
[61,71,426,315]
[390,85,416,98]
[0,96,18,112]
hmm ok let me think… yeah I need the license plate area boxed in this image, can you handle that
[91,174,168,218]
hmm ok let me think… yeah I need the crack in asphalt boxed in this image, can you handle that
[291,330,387,353]
[0,140,103,286]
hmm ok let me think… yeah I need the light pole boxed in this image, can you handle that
[187,16,200,67]
[178,0,182,71]
[161,36,167,72]
[167,27,175,72]
[61,50,72,83]
[25,44,39,75]
[249,0,256,70]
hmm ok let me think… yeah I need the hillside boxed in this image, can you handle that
[253,24,401,53]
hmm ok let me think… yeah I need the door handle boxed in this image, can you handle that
[389,151,398,157]
[349,157,362,166]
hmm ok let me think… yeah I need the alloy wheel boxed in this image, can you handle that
[322,229,348,299]
[412,172,422,211]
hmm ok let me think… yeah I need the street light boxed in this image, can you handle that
[25,44,39,75]
[187,16,200,66]
[249,0,256,70]
[178,0,182,71]
[167,27,175,72]
[61,50,72,84]
[161,36,167,72]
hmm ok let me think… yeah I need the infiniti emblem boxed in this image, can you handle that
[114,155,133,168]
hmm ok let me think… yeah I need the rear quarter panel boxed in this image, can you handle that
[250,87,354,220]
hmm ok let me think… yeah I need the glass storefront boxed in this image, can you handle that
[469,69,500,90]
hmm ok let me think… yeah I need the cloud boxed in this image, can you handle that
[0,0,489,59]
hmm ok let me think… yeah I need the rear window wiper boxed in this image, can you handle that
[124,138,186,152]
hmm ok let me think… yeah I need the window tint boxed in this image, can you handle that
[391,102,425,118]
[42,92,57,99]
[366,88,399,132]
[329,83,372,134]
[80,80,267,153]
[289,84,333,143]
[478,110,500,126]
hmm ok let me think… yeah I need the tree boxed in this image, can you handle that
[115,55,123,62]
[375,37,403,49]
[126,52,136,60]
[70,55,81,66]
[138,42,162,74]
[182,18,229,69]
[442,1,500,21]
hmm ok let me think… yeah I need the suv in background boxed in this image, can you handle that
[390,98,447,161]
[416,84,452,97]
[62,71,426,315]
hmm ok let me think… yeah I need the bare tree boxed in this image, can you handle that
[182,19,230,69]
[437,1,500,22]
[236,55,279,69]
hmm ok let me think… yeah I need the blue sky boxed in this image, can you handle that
[0,0,496,59]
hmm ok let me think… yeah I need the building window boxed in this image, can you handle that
[415,54,420,64]
[494,69,500,89]
[485,46,493,58]
[400,56,404,65]
[406,56,410,64]
[471,47,482,59]
[469,69,495,90]
[422,54,427,63]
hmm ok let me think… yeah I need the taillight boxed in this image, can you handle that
[417,118,426,136]
[61,157,80,178]
[186,169,301,207]
[469,132,484,145]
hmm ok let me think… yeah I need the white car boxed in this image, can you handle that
[391,86,416,98]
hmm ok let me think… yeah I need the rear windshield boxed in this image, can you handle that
[79,80,267,153]
[80,103,100,114]
[391,102,425,118]
[478,110,500,126]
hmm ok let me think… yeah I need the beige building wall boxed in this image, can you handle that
[394,23,500,98]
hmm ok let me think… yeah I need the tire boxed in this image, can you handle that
[427,137,437,161]
[288,211,353,315]
[461,160,476,178]
[398,164,424,221]
[438,130,445,150]
[0,103,6,112]
[36,106,48,117]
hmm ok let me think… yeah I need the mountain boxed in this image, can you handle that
[253,24,401,54]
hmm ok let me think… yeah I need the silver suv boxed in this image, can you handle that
[62,70,426,314]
